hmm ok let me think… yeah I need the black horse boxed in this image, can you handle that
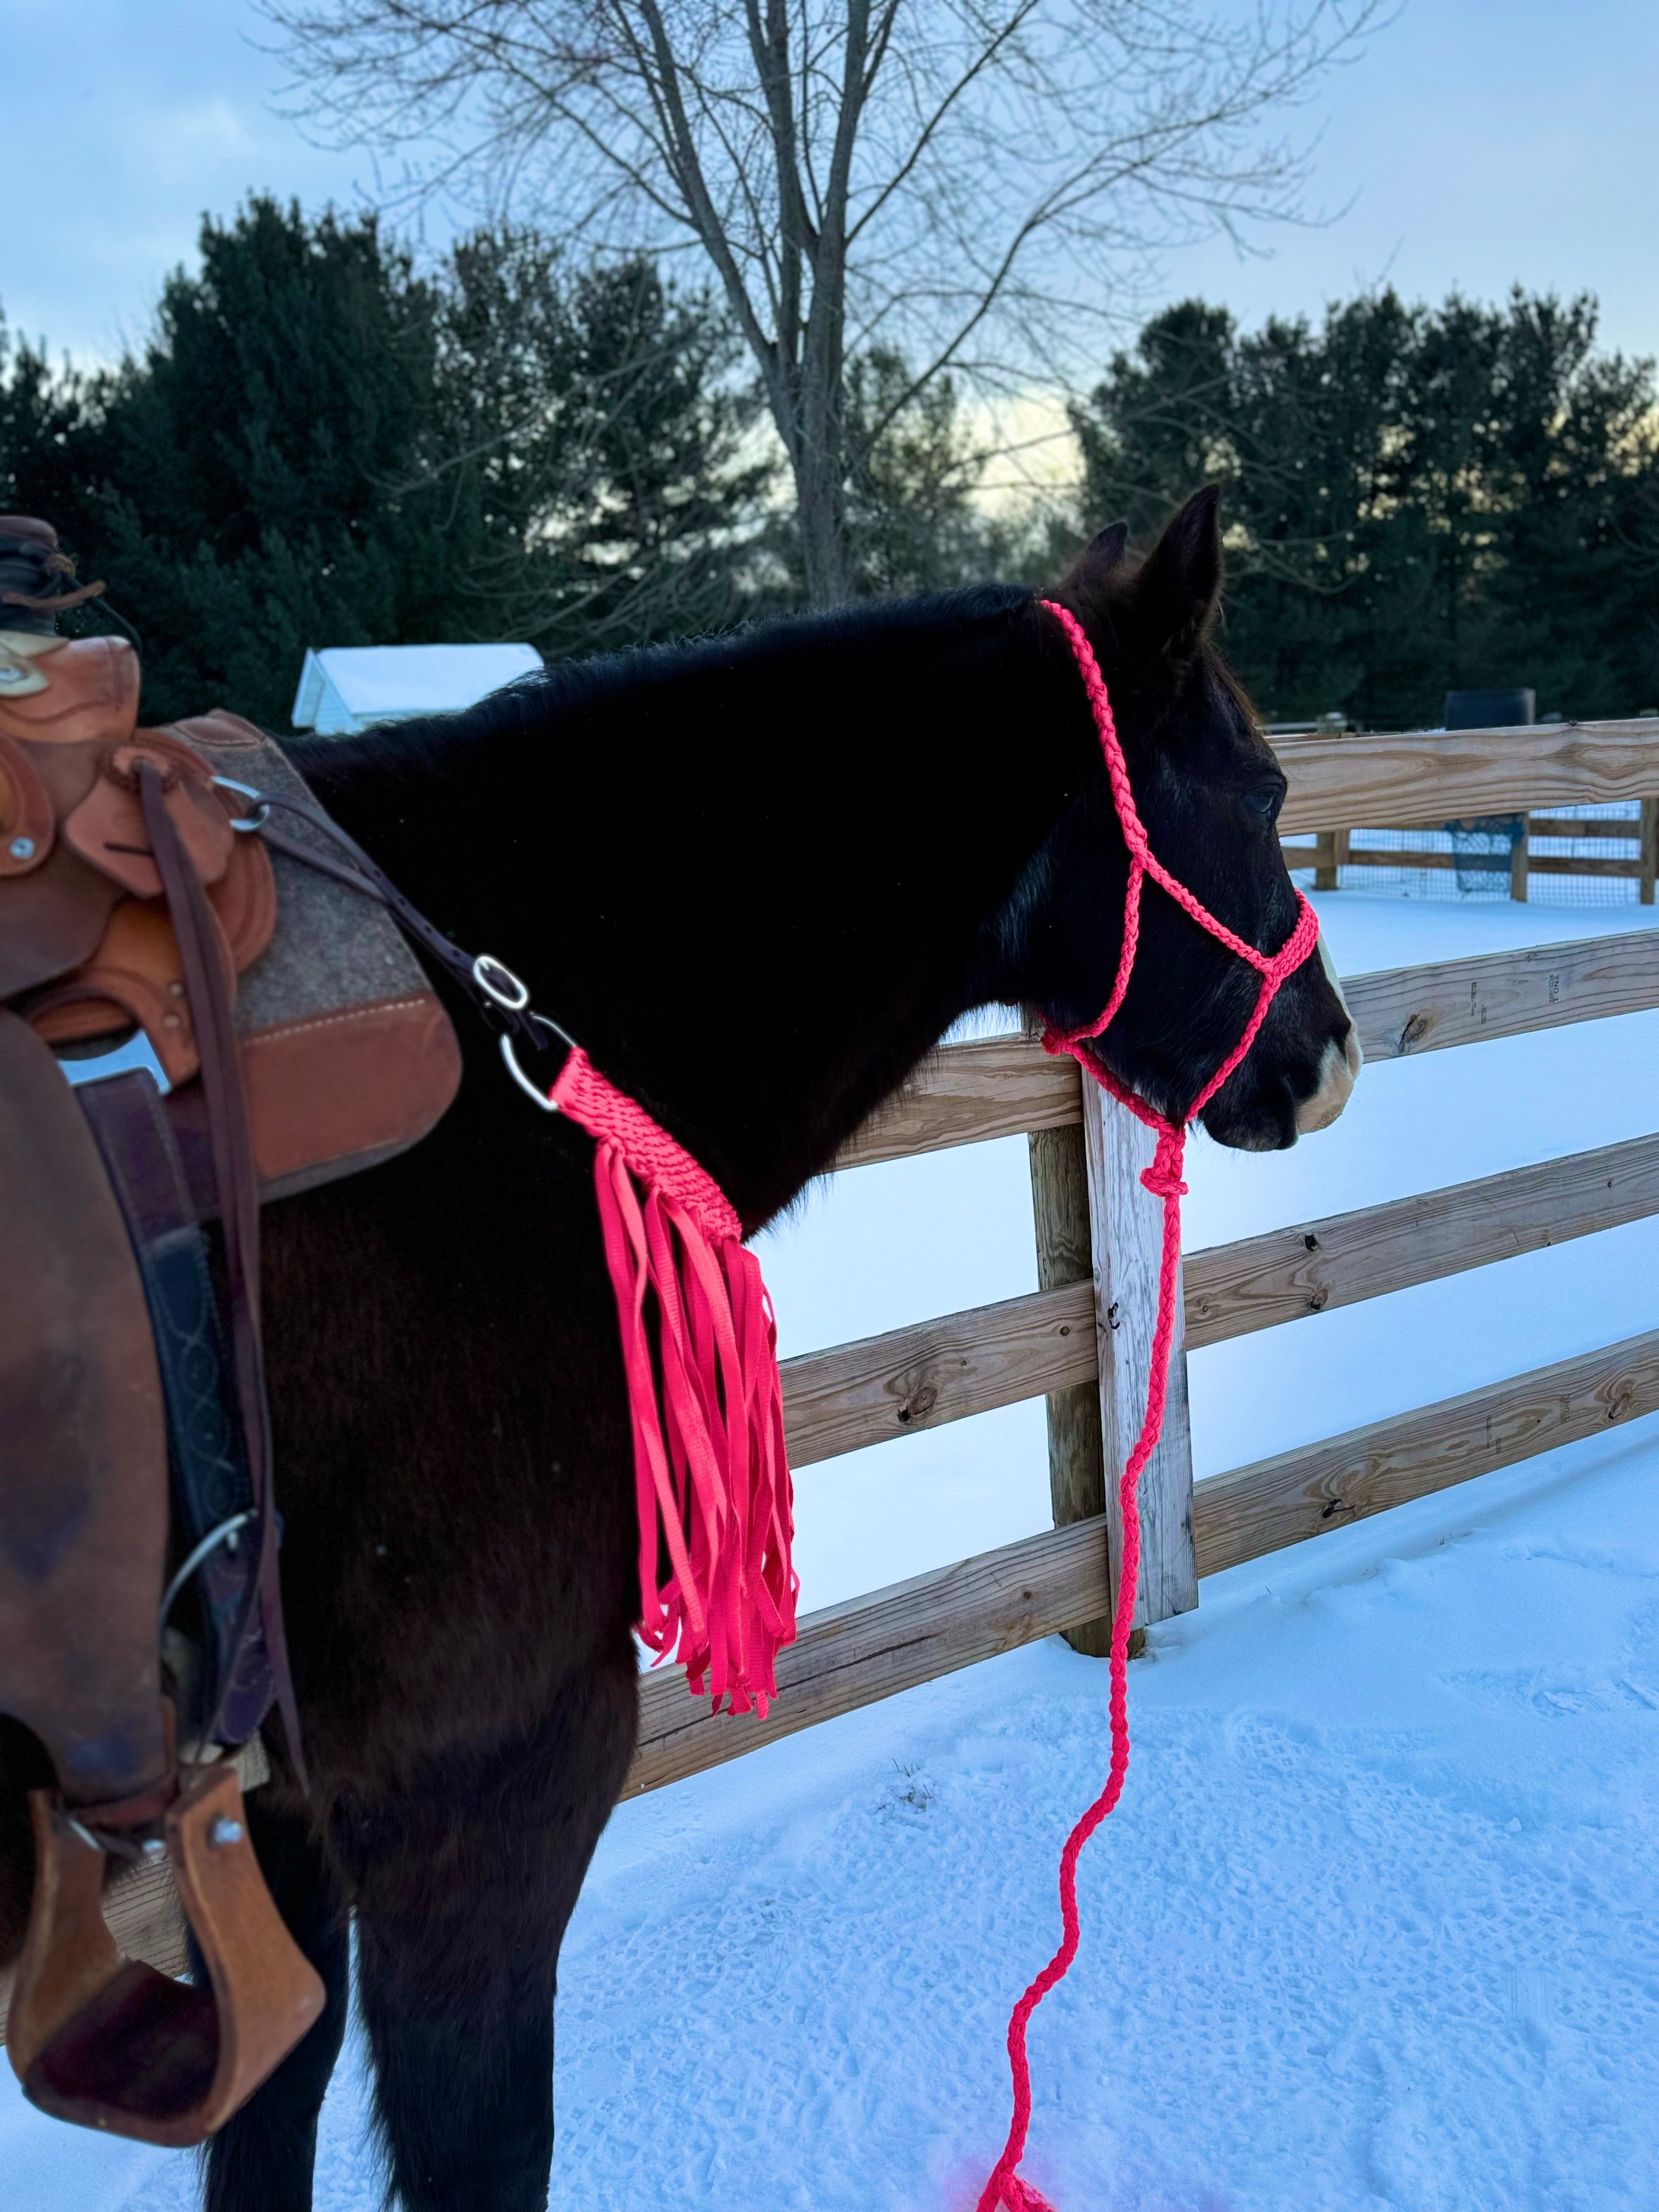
[3,489,1357,2208]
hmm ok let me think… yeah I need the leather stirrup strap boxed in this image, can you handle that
[136,763,303,1781]
[77,1071,270,1745]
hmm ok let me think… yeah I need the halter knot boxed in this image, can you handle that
[1139,1126,1188,1203]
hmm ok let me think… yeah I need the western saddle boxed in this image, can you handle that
[0,519,465,2143]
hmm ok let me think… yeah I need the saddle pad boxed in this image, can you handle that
[165,712,463,1201]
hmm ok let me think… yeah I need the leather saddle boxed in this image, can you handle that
[0,523,463,2144]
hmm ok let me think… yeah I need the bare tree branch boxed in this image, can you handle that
[261,0,1392,601]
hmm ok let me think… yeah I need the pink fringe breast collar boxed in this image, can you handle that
[549,1047,795,1717]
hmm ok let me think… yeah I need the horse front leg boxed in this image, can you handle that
[200,1790,351,2212]
[342,1655,636,2212]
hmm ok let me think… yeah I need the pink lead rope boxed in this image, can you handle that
[975,605,1321,2212]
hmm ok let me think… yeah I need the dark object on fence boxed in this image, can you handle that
[1445,687,1535,731]
[1444,688,1534,891]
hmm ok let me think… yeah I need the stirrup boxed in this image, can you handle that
[7,1763,324,2145]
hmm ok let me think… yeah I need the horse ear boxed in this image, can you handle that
[1063,522,1129,597]
[1132,486,1223,661]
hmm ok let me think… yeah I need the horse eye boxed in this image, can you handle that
[1244,787,1282,819]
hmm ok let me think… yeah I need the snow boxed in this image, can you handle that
[10,885,1659,2211]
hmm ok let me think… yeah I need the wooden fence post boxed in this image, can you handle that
[1641,797,1657,906]
[1081,1082,1199,1635]
[1028,1121,1111,1656]
[1510,817,1530,902]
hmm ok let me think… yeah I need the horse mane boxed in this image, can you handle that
[298,582,1035,786]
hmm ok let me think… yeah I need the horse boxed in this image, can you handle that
[0,487,1358,2209]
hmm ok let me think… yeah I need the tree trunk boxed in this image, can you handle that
[793,434,852,607]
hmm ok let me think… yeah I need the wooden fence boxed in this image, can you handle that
[1282,716,1659,901]
[8,714,1659,2021]
[629,715,1659,1792]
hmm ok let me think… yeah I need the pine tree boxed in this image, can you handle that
[0,202,766,727]
[1073,289,1659,726]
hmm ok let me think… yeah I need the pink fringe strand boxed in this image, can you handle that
[552,1048,797,1716]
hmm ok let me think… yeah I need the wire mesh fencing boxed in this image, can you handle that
[1284,802,1651,907]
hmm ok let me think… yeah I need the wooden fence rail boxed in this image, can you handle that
[1273,718,1659,833]
[839,928,1659,1174]
[15,718,1659,2023]
[1289,805,1659,904]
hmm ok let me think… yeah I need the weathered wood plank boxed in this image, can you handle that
[629,1324,1659,1799]
[1029,1124,1111,1655]
[1277,720,1659,835]
[833,1037,1080,1169]
[782,1122,1659,1471]
[624,1513,1114,1796]
[1345,929,1659,1062]
[1192,1325,1659,1579]
[1317,845,1643,882]
[1528,817,1642,840]
[833,932,1659,1172]
[1525,853,1644,879]
[837,933,1659,1180]
[780,1281,1095,1468]
[1308,846,1459,871]
[1185,1131,1659,1350]
[1082,1082,1198,1632]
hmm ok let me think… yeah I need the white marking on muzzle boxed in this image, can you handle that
[1294,936,1363,1134]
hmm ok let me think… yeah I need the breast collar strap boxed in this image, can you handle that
[978,605,1323,2212]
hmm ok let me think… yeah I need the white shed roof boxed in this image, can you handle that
[291,643,543,735]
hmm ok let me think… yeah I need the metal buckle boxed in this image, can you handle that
[210,775,270,833]
[500,1017,564,1114]
[56,1029,173,1098]
[160,1510,255,1628]
[472,953,531,1011]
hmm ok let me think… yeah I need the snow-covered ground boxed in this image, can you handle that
[10,885,1659,2212]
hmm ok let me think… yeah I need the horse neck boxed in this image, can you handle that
[300,591,1096,1226]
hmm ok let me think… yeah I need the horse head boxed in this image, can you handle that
[1013,486,1360,1151]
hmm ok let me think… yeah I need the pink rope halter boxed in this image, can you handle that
[976,603,1320,2212]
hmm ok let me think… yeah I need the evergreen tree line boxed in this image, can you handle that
[1,201,771,726]
[0,198,1002,727]
[1074,292,1659,727]
[4,196,1656,732]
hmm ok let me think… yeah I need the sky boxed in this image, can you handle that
[3,0,1657,384]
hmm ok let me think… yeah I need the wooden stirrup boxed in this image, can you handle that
[7,1764,324,2146]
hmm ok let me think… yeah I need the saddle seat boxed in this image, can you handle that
[0,602,462,2143]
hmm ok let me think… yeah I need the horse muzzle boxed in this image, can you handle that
[1294,936,1363,1135]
